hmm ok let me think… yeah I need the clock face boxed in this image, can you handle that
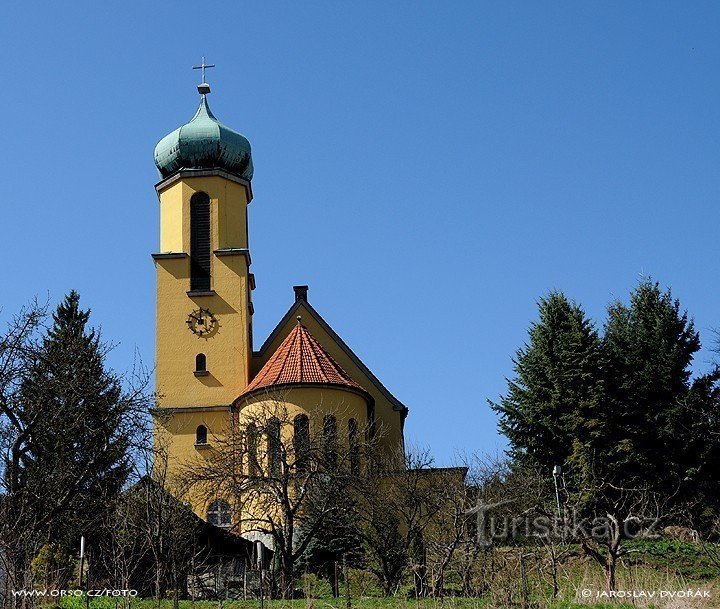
[186,308,217,337]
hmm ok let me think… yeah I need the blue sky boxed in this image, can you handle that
[1,2,719,465]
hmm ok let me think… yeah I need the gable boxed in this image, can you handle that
[252,296,407,417]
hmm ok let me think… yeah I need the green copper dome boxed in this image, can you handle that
[154,94,253,181]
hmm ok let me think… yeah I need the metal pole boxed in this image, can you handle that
[552,465,564,541]
[79,536,85,589]
[519,551,529,609]
[255,541,263,609]
[343,554,351,609]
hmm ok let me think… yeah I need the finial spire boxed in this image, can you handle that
[193,56,215,95]
[296,315,302,325]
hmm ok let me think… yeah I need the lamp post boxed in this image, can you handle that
[552,466,562,516]
[79,536,85,589]
[256,540,264,609]
[552,465,563,541]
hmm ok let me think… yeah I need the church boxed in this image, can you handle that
[151,74,409,528]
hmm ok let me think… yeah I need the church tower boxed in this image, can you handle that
[151,68,410,526]
[152,73,254,467]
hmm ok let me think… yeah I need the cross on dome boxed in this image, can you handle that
[192,56,215,84]
[193,56,215,95]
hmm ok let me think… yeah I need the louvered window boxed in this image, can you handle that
[190,192,211,291]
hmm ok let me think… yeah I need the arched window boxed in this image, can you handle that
[207,499,231,527]
[348,418,360,475]
[323,414,338,466]
[267,417,281,477]
[195,353,207,373]
[196,424,208,445]
[246,423,259,476]
[190,192,211,292]
[293,414,310,472]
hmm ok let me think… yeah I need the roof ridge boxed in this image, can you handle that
[304,327,330,383]
[297,324,305,382]
[277,326,296,384]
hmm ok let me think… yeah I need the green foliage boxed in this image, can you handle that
[360,508,408,596]
[298,491,365,583]
[490,291,603,473]
[493,279,720,524]
[30,543,74,590]
[595,279,703,490]
[16,291,131,549]
[624,539,720,580]
[56,596,643,609]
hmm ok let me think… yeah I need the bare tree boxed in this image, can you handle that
[96,490,152,607]
[353,446,453,597]
[423,466,469,597]
[569,478,668,592]
[181,391,369,599]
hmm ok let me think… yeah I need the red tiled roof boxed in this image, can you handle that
[237,320,368,400]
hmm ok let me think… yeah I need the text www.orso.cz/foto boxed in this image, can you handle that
[12,589,138,598]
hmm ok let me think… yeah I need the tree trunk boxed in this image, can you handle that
[331,561,339,598]
[605,550,617,593]
[280,555,294,600]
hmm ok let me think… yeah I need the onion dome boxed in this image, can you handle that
[237,319,369,401]
[154,85,253,181]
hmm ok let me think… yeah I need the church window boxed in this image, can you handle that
[267,417,281,477]
[293,414,310,472]
[348,418,360,475]
[207,499,231,527]
[190,192,211,291]
[323,414,338,466]
[195,353,207,372]
[246,423,259,476]
[196,424,208,445]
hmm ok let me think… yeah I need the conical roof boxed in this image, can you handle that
[238,320,368,401]
[154,94,253,181]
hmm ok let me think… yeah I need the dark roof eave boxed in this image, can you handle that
[155,167,253,202]
[233,381,374,410]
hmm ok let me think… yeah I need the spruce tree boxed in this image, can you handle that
[490,292,603,473]
[18,291,131,550]
[595,279,710,493]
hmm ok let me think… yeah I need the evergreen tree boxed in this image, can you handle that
[490,292,603,473]
[584,279,720,502]
[17,291,131,550]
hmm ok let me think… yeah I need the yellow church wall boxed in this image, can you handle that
[155,174,252,409]
[155,261,250,406]
[252,305,404,455]
[153,407,233,516]
[158,176,249,253]
[237,385,370,442]
[159,181,184,253]
[231,386,369,537]
[155,386,369,523]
